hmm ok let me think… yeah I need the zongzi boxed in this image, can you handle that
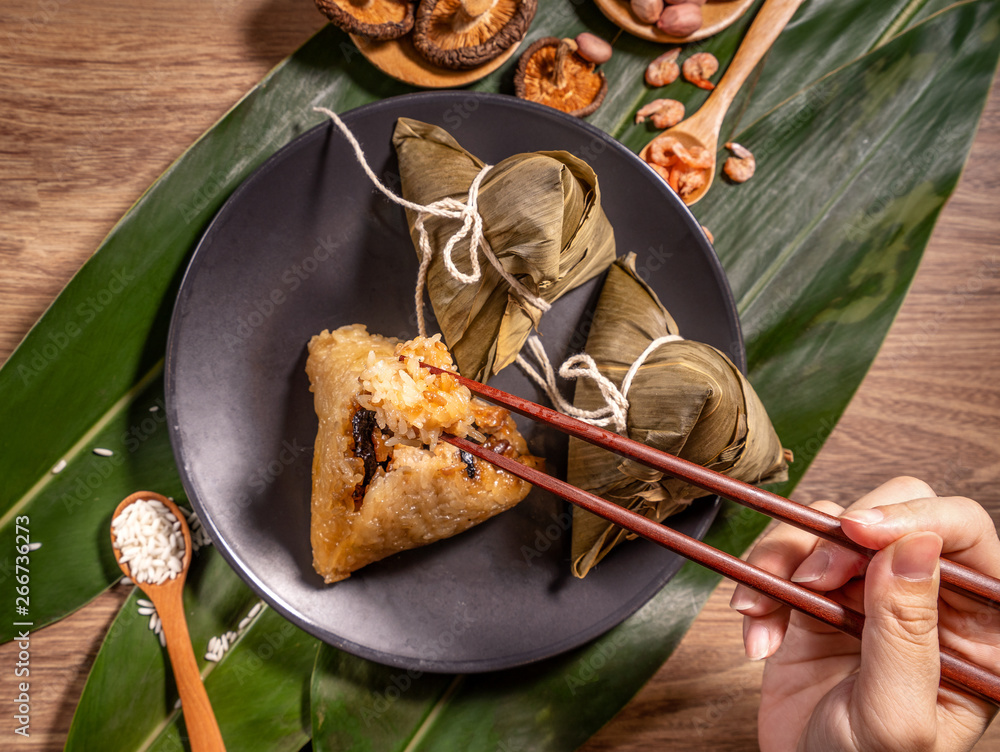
[306,324,542,583]
[392,117,617,381]
[568,254,789,577]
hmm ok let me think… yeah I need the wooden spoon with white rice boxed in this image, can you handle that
[110,491,226,751]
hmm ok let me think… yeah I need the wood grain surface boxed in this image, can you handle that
[1,1,998,749]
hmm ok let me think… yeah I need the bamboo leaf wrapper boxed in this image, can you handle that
[392,118,617,381]
[569,254,789,577]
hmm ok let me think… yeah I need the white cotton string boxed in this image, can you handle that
[516,333,684,434]
[619,335,684,398]
[515,337,628,428]
[313,106,551,337]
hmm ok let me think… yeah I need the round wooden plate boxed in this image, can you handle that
[350,32,524,88]
[594,0,756,44]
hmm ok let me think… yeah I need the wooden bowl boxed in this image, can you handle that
[593,0,756,44]
[349,32,524,88]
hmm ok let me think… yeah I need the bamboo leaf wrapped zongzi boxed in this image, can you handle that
[392,117,617,381]
[568,254,789,577]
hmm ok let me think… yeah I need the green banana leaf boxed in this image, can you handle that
[66,546,320,751]
[0,0,993,748]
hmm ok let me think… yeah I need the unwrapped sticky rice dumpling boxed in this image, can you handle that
[306,325,542,583]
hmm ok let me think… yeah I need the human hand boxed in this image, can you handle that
[730,477,1000,751]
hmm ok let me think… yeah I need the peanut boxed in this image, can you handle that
[631,0,665,24]
[575,32,612,64]
[656,3,703,37]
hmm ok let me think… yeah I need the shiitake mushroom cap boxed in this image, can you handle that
[513,36,608,118]
[413,0,538,71]
[315,0,416,41]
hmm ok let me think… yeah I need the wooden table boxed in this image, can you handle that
[1,1,997,749]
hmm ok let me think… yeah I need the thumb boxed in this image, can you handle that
[852,531,943,748]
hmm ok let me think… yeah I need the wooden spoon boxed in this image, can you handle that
[639,0,803,205]
[111,491,226,752]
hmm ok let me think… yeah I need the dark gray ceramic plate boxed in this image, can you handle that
[166,92,742,673]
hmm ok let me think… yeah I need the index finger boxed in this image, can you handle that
[841,495,1000,580]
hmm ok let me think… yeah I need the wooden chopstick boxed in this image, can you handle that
[445,433,1000,706]
[417,361,1000,607]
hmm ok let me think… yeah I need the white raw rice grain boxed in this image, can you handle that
[204,629,239,662]
[179,505,212,551]
[93,447,114,457]
[51,459,67,474]
[111,499,186,585]
[149,405,160,412]
[134,596,168,646]
[204,602,266,662]
[26,541,41,552]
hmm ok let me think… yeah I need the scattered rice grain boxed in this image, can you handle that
[204,604,265,662]
[93,447,114,457]
[51,459,67,474]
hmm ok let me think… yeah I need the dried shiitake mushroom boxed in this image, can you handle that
[412,0,537,70]
[514,36,608,117]
[314,0,416,40]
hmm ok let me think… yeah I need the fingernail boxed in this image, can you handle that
[745,623,771,661]
[729,589,760,612]
[891,532,942,582]
[791,549,831,583]
[840,508,884,526]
